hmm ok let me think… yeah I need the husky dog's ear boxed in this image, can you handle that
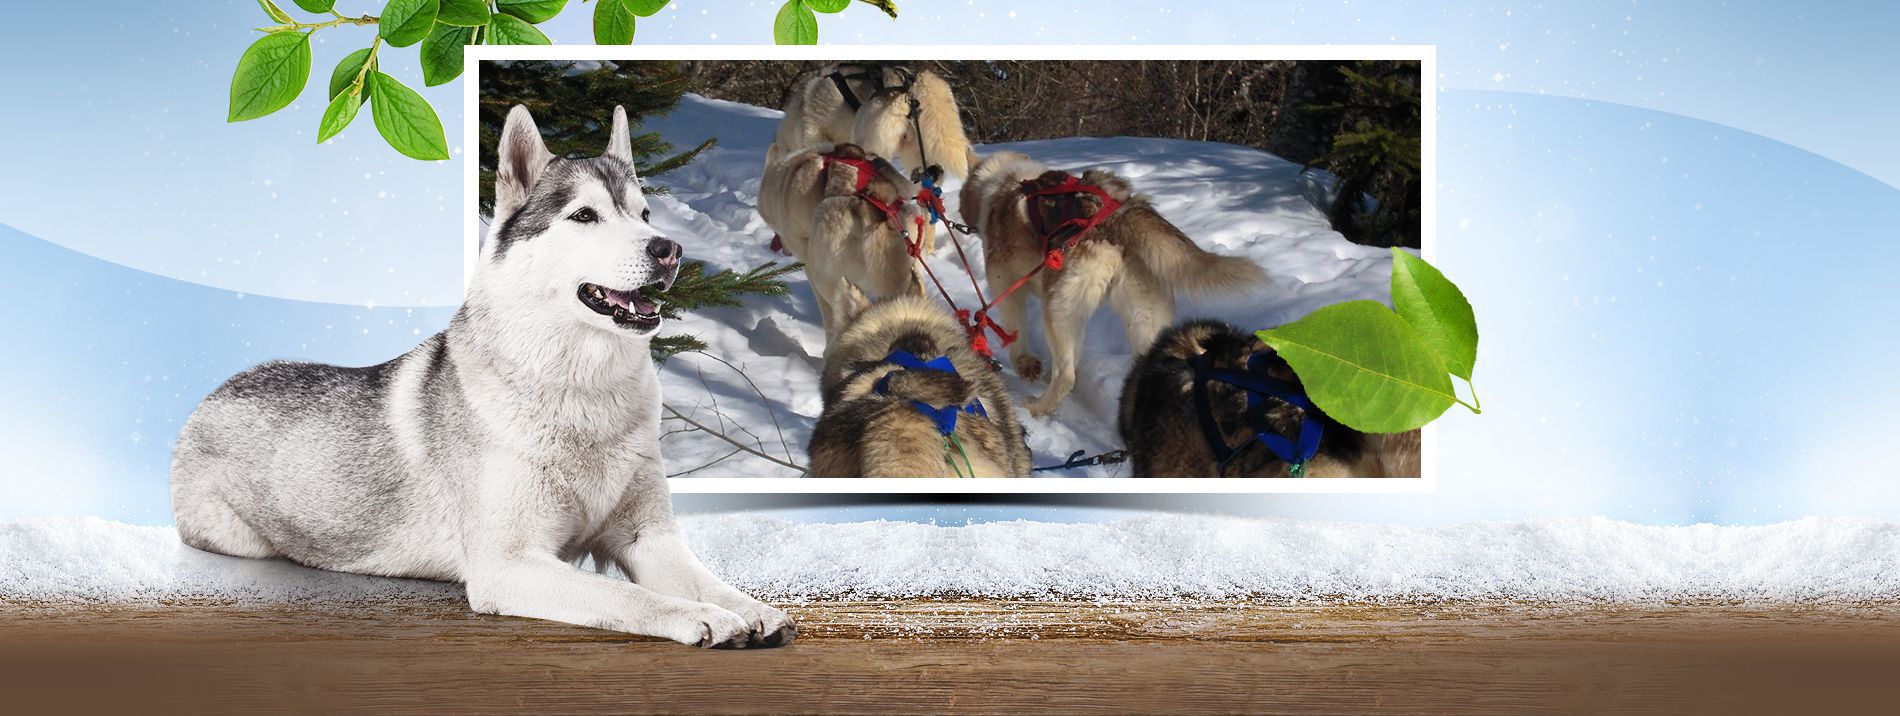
[834,282,871,330]
[495,105,553,221]
[605,105,633,165]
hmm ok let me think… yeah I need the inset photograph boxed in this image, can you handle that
[471,51,1431,485]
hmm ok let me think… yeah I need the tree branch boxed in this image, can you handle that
[663,405,808,475]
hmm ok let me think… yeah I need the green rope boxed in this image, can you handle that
[944,433,977,478]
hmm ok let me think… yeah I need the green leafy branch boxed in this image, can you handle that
[644,261,804,359]
[232,1,901,160]
[1258,250,1481,434]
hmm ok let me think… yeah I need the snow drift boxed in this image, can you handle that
[4,516,1895,606]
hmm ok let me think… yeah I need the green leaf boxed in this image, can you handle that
[496,0,567,24]
[1258,301,1456,433]
[317,89,361,143]
[367,72,450,160]
[620,0,670,16]
[773,0,817,44]
[420,23,476,86]
[291,0,335,12]
[594,0,637,44]
[486,13,552,44]
[227,31,311,123]
[257,0,294,24]
[327,47,377,101]
[378,0,439,48]
[805,0,850,12]
[1389,248,1479,381]
[435,0,491,26]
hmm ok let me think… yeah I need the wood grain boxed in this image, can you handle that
[4,599,1897,714]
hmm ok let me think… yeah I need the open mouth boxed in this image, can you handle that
[578,282,663,331]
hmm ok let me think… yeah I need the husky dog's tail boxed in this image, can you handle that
[910,71,977,180]
[1125,224,1269,299]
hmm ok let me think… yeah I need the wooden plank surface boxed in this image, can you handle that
[4,599,1898,714]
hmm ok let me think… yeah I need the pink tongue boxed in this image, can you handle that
[631,293,658,315]
[601,287,658,315]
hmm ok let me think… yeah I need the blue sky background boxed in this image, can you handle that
[4,1,1899,525]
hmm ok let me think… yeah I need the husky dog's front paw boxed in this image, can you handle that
[1027,392,1061,418]
[1014,354,1044,382]
[726,600,797,648]
[674,604,753,649]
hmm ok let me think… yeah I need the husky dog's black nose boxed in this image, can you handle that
[647,237,681,267]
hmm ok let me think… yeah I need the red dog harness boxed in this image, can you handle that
[955,173,1123,353]
[1018,174,1123,271]
[903,170,1127,360]
[822,153,908,231]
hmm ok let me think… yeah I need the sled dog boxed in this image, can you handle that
[1119,320,1422,478]
[960,151,1268,417]
[170,106,795,648]
[809,296,1032,477]
[758,142,936,339]
[775,62,979,180]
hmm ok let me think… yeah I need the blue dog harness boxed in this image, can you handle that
[873,350,990,476]
[1190,352,1325,477]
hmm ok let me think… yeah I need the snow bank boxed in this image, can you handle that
[5,516,1895,606]
[633,95,1392,477]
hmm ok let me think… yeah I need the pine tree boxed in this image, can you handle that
[478,60,800,360]
[1301,61,1422,248]
[478,60,713,211]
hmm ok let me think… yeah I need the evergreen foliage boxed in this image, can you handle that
[1302,61,1423,248]
[477,60,712,213]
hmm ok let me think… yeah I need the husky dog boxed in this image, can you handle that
[170,106,795,648]
[1119,320,1422,478]
[809,296,1032,477]
[775,62,979,180]
[960,151,1268,417]
[758,142,936,339]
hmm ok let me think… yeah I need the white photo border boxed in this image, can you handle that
[464,44,1439,495]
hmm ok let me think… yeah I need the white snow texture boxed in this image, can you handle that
[3,516,1895,605]
[632,95,1376,477]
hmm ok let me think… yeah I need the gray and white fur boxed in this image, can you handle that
[170,105,795,648]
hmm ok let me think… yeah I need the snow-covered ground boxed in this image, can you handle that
[633,94,1391,477]
[5,515,1896,605]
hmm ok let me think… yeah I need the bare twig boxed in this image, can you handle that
[687,350,797,462]
[663,405,808,474]
[667,448,746,477]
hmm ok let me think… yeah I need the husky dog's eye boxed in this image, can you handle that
[641,208,651,223]
[568,207,597,223]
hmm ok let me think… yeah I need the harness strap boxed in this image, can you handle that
[826,63,917,114]
[1191,353,1325,477]
[822,153,907,231]
[827,70,863,112]
[1019,175,1123,265]
[871,349,990,437]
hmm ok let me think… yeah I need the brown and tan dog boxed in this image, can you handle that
[808,296,1031,477]
[775,63,980,180]
[1119,320,1422,478]
[960,151,1268,417]
[757,142,936,339]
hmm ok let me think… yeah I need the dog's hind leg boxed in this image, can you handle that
[1026,253,1120,417]
[173,493,279,559]
[1109,268,1174,356]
